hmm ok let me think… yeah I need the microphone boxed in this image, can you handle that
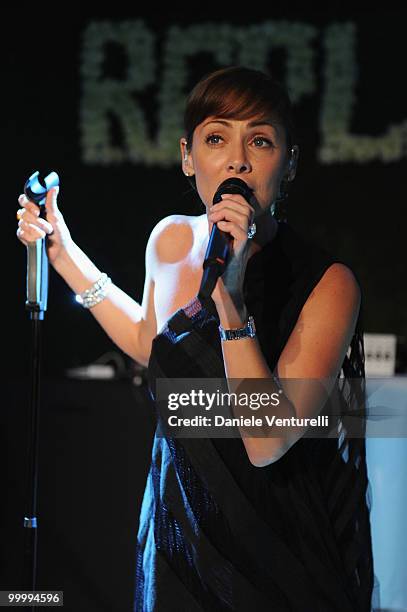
[198,177,254,302]
[23,170,59,319]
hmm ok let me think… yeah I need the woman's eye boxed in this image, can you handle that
[205,134,223,145]
[205,134,274,147]
[253,136,273,148]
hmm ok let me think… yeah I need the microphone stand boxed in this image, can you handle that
[21,171,58,607]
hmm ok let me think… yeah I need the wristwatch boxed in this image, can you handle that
[219,315,256,341]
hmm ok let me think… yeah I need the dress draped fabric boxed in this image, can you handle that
[134,221,374,611]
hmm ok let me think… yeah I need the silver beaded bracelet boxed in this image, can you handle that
[75,273,112,309]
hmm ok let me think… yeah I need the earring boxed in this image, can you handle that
[276,180,289,203]
[270,180,289,222]
[183,141,191,176]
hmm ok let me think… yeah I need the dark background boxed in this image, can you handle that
[2,10,406,611]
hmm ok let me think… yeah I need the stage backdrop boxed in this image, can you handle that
[5,11,406,379]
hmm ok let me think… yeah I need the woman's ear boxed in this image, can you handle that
[180,138,195,177]
[286,145,299,182]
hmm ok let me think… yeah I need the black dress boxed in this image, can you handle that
[134,221,374,611]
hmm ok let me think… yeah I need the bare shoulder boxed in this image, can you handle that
[146,214,204,270]
[278,263,361,379]
[303,262,361,315]
[319,262,360,290]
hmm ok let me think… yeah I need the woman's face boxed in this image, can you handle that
[181,115,290,217]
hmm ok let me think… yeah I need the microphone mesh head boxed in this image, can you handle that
[212,178,254,204]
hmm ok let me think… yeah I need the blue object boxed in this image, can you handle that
[23,170,59,316]
[24,170,59,206]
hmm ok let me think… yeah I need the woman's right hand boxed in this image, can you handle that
[16,186,73,266]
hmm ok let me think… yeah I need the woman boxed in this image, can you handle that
[17,66,374,610]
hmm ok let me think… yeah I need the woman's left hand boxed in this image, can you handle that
[208,192,254,311]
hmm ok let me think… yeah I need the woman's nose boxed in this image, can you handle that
[228,161,250,173]
[227,144,252,174]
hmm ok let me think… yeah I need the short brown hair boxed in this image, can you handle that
[183,65,295,153]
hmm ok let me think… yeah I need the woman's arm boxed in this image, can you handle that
[17,188,165,368]
[52,235,158,367]
[217,262,361,466]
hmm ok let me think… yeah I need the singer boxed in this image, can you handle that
[16,66,375,610]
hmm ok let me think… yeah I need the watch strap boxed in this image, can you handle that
[219,315,256,341]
